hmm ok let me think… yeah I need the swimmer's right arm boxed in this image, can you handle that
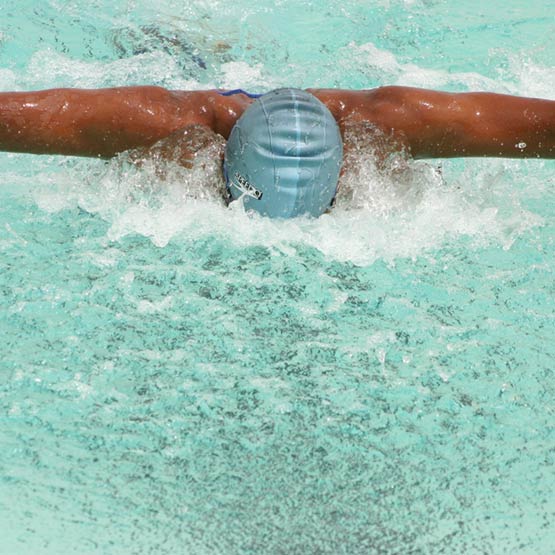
[323,86,555,159]
[0,87,219,158]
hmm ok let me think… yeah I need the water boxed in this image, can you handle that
[1,1,555,553]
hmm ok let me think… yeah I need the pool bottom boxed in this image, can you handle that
[1,199,555,554]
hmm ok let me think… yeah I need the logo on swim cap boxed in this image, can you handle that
[230,172,263,200]
[224,88,343,218]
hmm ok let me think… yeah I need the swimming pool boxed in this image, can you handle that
[1,0,555,553]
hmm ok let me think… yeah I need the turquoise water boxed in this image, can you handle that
[2,1,555,553]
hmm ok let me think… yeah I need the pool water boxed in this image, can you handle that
[1,1,555,553]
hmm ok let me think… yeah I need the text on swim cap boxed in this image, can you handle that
[231,172,263,200]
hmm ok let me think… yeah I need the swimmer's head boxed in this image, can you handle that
[223,88,343,218]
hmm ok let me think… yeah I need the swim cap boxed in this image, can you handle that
[224,88,343,218]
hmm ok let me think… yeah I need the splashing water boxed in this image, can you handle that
[29,119,543,265]
[2,1,555,554]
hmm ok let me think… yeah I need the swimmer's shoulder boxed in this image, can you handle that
[170,89,256,138]
[308,86,417,127]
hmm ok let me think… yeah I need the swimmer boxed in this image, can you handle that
[1,85,554,217]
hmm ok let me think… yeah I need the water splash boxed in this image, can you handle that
[4,26,550,265]
[341,41,513,91]
[30,126,542,265]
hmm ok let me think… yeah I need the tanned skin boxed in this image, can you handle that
[0,86,554,163]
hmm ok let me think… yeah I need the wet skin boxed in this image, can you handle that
[0,86,554,162]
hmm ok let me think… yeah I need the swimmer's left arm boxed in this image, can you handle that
[319,87,555,159]
[0,87,218,158]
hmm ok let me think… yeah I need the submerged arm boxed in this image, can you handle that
[0,86,217,158]
[320,86,555,159]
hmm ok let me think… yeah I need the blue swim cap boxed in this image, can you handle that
[224,88,343,218]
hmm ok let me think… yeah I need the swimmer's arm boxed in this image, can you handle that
[322,87,555,159]
[127,124,225,170]
[0,87,218,158]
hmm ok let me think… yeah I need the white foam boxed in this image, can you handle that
[22,49,201,90]
[220,61,275,92]
[343,41,510,91]
[0,68,17,90]
[508,55,555,100]
[15,48,277,93]
[31,141,543,266]
[9,38,550,265]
